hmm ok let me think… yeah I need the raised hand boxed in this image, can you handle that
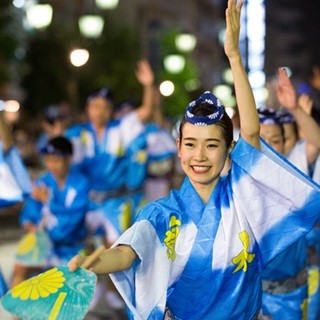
[224,0,244,60]
[276,68,297,110]
[135,59,154,87]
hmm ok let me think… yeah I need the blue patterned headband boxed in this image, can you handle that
[86,86,113,105]
[258,106,282,125]
[278,109,295,124]
[185,91,224,126]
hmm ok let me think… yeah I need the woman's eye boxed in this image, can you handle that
[185,143,194,147]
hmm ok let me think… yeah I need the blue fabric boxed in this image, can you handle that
[307,266,320,320]
[65,122,128,191]
[0,146,31,208]
[0,269,8,298]
[110,137,320,320]
[65,112,148,238]
[20,168,89,262]
[262,285,308,320]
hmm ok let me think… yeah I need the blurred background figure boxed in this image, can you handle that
[11,136,89,290]
[0,102,31,208]
[65,59,154,313]
[35,102,73,154]
[144,87,177,202]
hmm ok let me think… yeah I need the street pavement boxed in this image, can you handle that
[0,206,128,320]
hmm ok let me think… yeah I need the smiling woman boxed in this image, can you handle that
[66,1,320,319]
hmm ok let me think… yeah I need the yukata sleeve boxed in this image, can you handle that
[230,137,320,270]
[64,125,89,171]
[120,112,148,190]
[109,209,171,320]
[19,196,42,227]
[4,147,32,196]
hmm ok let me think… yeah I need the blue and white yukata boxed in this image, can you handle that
[144,123,177,202]
[110,137,320,320]
[65,112,147,243]
[287,143,320,320]
[19,169,89,265]
[0,144,31,208]
[261,139,313,320]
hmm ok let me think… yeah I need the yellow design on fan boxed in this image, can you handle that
[11,268,65,301]
[17,232,37,255]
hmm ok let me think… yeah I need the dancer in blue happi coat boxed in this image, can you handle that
[0,104,31,208]
[11,136,90,289]
[258,72,320,320]
[65,59,154,244]
[66,59,154,310]
[144,88,177,202]
[68,1,320,319]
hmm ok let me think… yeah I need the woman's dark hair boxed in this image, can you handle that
[179,102,234,148]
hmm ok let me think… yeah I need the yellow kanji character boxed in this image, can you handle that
[232,230,255,273]
[164,215,181,261]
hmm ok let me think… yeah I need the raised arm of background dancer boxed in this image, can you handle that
[224,0,260,149]
[135,59,155,122]
[68,244,137,274]
[276,68,320,164]
[0,110,14,152]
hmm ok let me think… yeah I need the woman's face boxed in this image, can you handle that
[260,123,284,154]
[86,97,112,127]
[283,123,298,155]
[177,122,229,193]
[44,154,69,180]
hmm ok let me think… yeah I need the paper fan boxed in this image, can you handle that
[15,231,52,266]
[0,246,105,320]
[0,266,97,320]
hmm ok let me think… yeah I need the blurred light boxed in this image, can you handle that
[163,55,185,74]
[222,68,234,84]
[175,33,197,52]
[248,70,266,89]
[13,0,25,8]
[95,0,119,9]
[218,28,225,46]
[26,4,53,29]
[185,79,201,92]
[225,106,235,119]
[79,15,104,38]
[213,84,232,100]
[212,85,235,107]
[159,81,175,97]
[70,49,90,67]
[3,100,20,112]
[253,87,268,105]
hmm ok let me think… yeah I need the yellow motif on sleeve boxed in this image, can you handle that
[164,216,181,261]
[80,130,87,145]
[135,150,147,164]
[116,145,124,156]
[120,201,132,232]
[308,267,319,296]
[300,298,307,320]
[232,230,255,273]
